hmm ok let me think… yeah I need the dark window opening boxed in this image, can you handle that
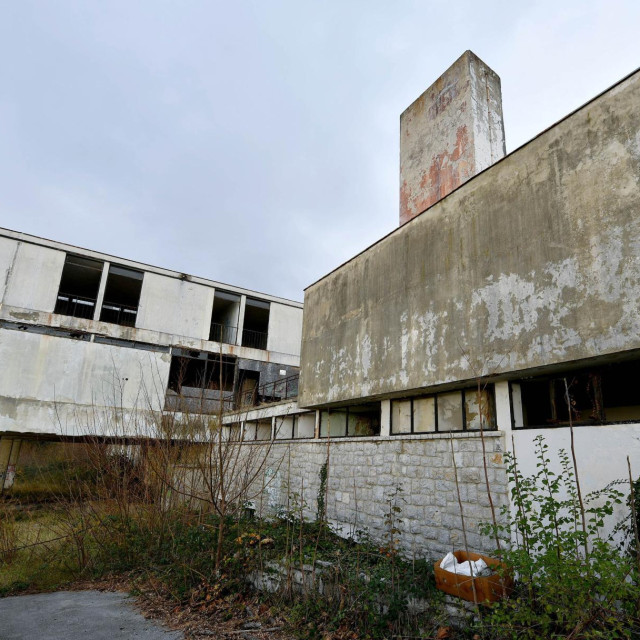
[209,290,241,344]
[242,298,269,350]
[166,350,237,414]
[320,403,381,438]
[54,255,104,320]
[516,359,640,428]
[99,265,143,327]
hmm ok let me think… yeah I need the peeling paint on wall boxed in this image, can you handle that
[300,69,640,407]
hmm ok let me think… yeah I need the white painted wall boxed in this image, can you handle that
[266,303,303,356]
[136,273,214,340]
[0,330,171,436]
[1,242,65,312]
[510,425,640,531]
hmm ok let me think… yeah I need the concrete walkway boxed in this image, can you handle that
[0,590,184,639]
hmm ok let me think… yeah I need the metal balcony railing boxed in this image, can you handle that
[209,322,238,345]
[241,327,268,350]
[241,373,299,407]
[54,293,97,320]
[100,301,138,327]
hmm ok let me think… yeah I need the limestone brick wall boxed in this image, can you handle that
[253,431,508,559]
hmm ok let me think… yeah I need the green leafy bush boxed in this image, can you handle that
[480,435,640,639]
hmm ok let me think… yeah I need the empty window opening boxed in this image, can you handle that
[391,387,496,435]
[515,359,640,428]
[320,403,380,438]
[242,298,269,350]
[55,255,104,320]
[209,290,241,344]
[166,350,237,414]
[99,265,143,327]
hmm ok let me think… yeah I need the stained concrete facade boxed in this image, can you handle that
[0,228,303,439]
[301,67,640,408]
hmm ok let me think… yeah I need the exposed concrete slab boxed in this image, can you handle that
[0,590,183,640]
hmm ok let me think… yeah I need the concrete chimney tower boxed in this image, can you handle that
[399,51,506,226]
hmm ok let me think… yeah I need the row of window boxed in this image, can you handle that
[390,388,496,434]
[236,389,498,442]
[236,356,640,440]
[54,253,271,347]
[243,414,317,441]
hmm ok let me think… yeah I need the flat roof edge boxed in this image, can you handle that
[0,226,303,308]
[304,63,640,292]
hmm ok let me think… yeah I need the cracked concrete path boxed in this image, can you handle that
[0,590,184,639]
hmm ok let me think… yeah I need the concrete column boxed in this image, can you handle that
[93,261,110,321]
[494,381,512,433]
[236,295,247,346]
[0,436,23,492]
[379,400,391,436]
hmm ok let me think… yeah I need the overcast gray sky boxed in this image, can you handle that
[1,1,639,302]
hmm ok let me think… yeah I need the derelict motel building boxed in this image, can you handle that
[2,51,640,556]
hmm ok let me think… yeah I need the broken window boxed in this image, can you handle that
[391,388,496,434]
[99,265,143,327]
[54,254,104,320]
[166,350,237,414]
[242,298,269,350]
[320,403,380,438]
[514,359,640,427]
[209,290,241,344]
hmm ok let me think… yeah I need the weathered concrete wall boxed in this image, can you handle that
[0,330,171,436]
[253,432,507,558]
[300,70,640,407]
[136,273,214,341]
[399,50,505,226]
[266,302,303,356]
[0,240,65,313]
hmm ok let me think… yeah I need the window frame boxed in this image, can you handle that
[389,386,497,435]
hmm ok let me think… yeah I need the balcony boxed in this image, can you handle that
[209,322,238,345]
[54,293,97,320]
[99,301,138,327]
[241,327,268,350]
[241,373,299,407]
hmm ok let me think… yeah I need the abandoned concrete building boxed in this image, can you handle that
[2,50,640,558]
[228,51,640,555]
[0,229,303,484]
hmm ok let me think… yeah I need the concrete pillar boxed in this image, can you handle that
[93,261,110,321]
[494,381,513,434]
[0,436,23,492]
[379,400,391,436]
[236,295,247,346]
[399,50,506,225]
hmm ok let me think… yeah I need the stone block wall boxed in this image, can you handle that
[253,431,508,560]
